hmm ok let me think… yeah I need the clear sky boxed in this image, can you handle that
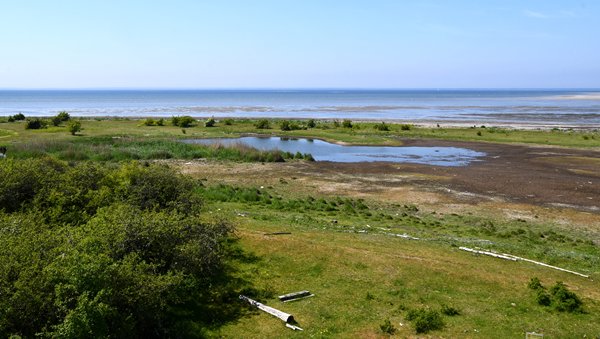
[1,0,598,89]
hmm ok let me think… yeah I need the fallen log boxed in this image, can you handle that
[239,295,295,323]
[459,247,517,261]
[278,290,314,302]
[459,247,589,278]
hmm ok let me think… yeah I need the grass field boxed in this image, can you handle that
[1,117,599,337]
[1,117,600,148]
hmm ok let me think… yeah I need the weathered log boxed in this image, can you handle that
[278,290,313,302]
[460,246,589,278]
[239,295,295,323]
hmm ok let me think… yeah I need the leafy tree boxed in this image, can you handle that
[342,119,353,128]
[68,120,82,135]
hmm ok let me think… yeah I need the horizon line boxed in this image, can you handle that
[1,87,600,91]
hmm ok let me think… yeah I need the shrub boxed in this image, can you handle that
[379,319,396,335]
[205,117,216,127]
[528,277,544,290]
[255,119,270,129]
[333,120,340,128]
[25,118,48,130]
[374,122,390,131]
[223,118,234,125]
[156,118,165,126]
[440,304,460,316]
[306,119,316,128]
[9,113,26,121]
[527,278,583,312]
[143,118,157,126]
[0,160,239,337]
[280,120,291,131]
[56,111,71,122]
[68,120,82,135]
[550,282,583,313]
[400,124,411,131]
[172,116,196,128]
[405,308,444,334]
[342,119,353,128]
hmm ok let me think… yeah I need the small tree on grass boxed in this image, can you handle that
[68,120,82,135]
[342,119,353,128]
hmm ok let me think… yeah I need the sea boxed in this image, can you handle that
[1,89,600,126]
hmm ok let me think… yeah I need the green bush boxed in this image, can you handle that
[205,117,216,127]
[400,124,411,131]
[0,160,238,337]
[374,122,390,131]
[550,282,583,313]
[143,118,157,126]
[255,119,270,129]
[172,116,196,128]
[223,118,234,125]
[56,111,71,122]
[405,308,444,334]
[342,119,353,128]
[306,119,317,128]
[25,118,48,130]
[440,304,460,316]
[527,278,583,313]
[280,120,291,131]
[68,120,82,135]
[8,113,26,122]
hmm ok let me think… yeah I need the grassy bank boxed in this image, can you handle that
[196,183,600,337]
[1,117,600,148]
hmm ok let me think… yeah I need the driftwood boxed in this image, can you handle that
[278,290,314,302]
[459,247,589,278]
[459,247,517,261]
[239,295,296,323]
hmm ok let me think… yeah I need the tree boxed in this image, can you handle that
[68,120,82,135]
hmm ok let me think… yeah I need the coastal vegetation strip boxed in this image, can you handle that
[1,117,599,149]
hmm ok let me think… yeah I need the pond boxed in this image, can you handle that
[184,137,485,166]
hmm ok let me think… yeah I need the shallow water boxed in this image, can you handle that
[2,89,600,124]
[184,137,486,166]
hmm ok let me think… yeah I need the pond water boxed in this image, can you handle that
[184,137,485,166]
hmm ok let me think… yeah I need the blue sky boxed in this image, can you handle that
[0,0,598,88]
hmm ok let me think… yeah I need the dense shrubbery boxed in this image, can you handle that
[0,159,237,337]
[143,118,165,126]
[171,116,196,128]
[205,117,216,127]
[528,277,583,313]
[51,111,71,126]
[25,118,48,130]
[254,119,270,129]
[7,113,26,122]
[405,308,444,334]
[374,121,390,131]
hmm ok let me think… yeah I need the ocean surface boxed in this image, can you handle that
[1,89,600,125]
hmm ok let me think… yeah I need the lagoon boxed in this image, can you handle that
[184,137,485,166]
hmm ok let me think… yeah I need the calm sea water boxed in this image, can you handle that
[1,89,600,125]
